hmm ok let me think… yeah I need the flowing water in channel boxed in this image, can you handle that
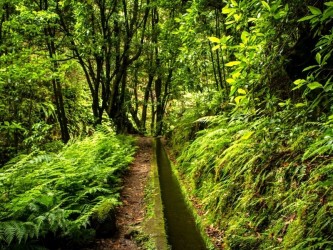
[155,139,207,250]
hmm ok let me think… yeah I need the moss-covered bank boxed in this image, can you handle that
[170,113,333,249]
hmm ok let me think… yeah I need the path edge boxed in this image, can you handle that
[143,138,169,250]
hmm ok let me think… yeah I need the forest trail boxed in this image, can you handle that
[89,136,152,250]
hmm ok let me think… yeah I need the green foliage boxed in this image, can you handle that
[0,127,135,248]
[173,110,333,249]
[169,2,333,247]
[2,0,333,248]
[291,0,333,116]
[0,1,94,162]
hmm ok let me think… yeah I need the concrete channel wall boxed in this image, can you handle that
[143,140,169,250]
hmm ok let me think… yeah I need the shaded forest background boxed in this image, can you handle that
[1,0,333,249]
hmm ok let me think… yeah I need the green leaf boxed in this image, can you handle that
[235,96,245,104]
[307,82,323,90]
[212,45,221,51]
[241,131,254,140]
[226,78,236,84]
[237,88,246,95]
[293,79,307,85]
[241,31,249,44]
[231,0,238,7]
[303,65,319,71]
[324,1,333,7]
[261,1,271,11]
[298,15,317,22]
[225,20,235,25]
[315,52,321,64]
[308,6,322,15]
[229,85,237,96]
[233,14,241,22]
[225,61,241,67]
[322,7,333,21]
[208,37,220,43]
[232,72,241,79]
[295,103,307,108]
[324,2,333,7]
[292,85,303,90]
[222,7,234,14]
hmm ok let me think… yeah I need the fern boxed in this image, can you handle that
[303,134,333,161]
[0,221,24,245]
[28,153,54,165]
[0,130,135,247]
[92,197,120,222]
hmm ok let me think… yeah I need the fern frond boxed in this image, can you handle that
[24,222,38,241]
[72,204,95,230]
[28,153,54,164]
[13,221,26,244]
[0,221,26,245]
[303,137,333,161]
[76,187,112,201]
[92,197,120,223]
[33,215,47,238]
[0,130,135,247]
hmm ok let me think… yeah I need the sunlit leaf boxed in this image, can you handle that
[237,88,246,95]
[230,85,237,96]
[303,65,318,71]
[295,103,307,108]
[225,61,241,67]
[293,79,307,85]
[225,20,236,25]
[233,14,241,22]
[298,15,317,22]
[231,0,238,7]
[241,131,254,140]
[235,96,245,104]
[307,82,323,90]
[261,1,271,11]
[232,72,241,79]
[226,78,236,84]
[222,7,234,14]
[315,52,321,64]
[308,6,322,15]
[208,37,220,43]
[241,31,249,44]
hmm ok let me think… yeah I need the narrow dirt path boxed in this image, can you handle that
[90,136,152,250]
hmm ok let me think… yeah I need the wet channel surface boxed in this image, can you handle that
[155,139,206,250]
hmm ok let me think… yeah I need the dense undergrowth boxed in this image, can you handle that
[0,127,135,249]
[170,110,333,249]
[165,0,333,249]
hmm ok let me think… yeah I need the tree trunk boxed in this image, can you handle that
[43,0,70,143]
[155,75,163,136]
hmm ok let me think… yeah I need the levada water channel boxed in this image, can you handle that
[155,138,207,250]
